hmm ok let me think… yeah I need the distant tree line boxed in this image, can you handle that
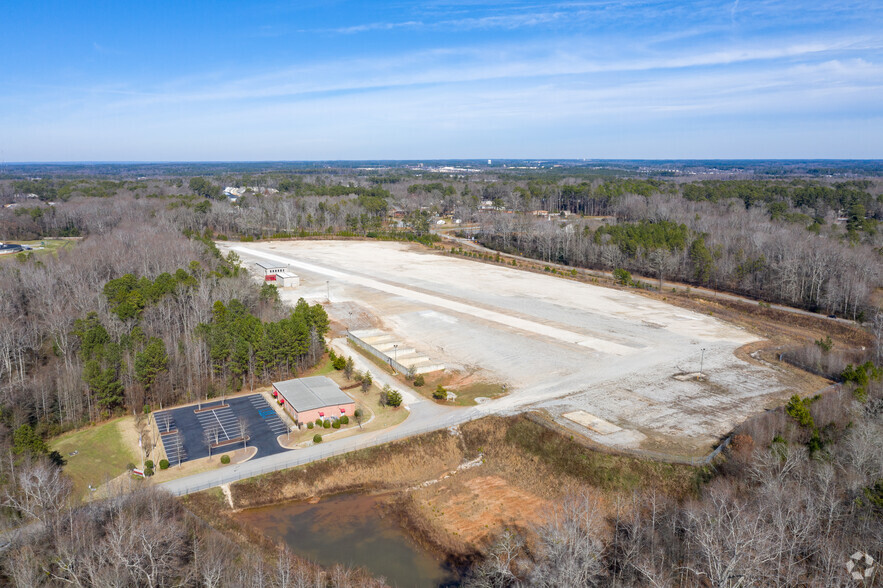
[476,183,881,318]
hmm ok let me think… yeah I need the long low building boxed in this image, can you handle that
[272,376,355,426]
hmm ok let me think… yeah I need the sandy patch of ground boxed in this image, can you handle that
[220,240,804,456]
[413,475,549,546]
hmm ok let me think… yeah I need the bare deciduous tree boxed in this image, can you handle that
[4,461,73,526]
[237,417,250,450]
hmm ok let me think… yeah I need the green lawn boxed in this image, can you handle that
[51,418,137,501]
[448,381,506,406]
[302,354,337,376]
[0,239,76,262]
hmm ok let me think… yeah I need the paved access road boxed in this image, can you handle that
[160,399,472,496]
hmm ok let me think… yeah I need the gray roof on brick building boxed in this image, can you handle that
[273,376,353,412]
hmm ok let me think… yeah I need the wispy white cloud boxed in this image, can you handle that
[4,0,883,160]
[317,20,424,34]
[303,0,883,36]
[79,33,880,113]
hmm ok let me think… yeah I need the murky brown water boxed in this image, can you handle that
[235,493,459,587]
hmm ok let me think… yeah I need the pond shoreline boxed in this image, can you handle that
[184,415,700,586]
[234,491,464,587]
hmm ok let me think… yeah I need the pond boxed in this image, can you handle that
[235,493,460,587]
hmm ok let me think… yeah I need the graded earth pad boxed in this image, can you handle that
[221,240,796,456]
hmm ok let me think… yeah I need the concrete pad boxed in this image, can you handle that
[223,240,795,454]
[563,411,623,434]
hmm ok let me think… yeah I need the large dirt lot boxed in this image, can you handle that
[221,240,805,455]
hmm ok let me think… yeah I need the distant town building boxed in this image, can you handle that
[223,186,280,198]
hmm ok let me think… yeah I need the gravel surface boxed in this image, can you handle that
[221,240,796,456]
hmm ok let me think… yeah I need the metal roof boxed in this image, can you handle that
[255,261,286,269]
[273,376,353,412]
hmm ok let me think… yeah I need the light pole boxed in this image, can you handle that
[348,311,353,334]
[700,348,706,376]
[393,344,398,370]
[326,280,330,302]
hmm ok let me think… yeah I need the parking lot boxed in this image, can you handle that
[153,394,291,465]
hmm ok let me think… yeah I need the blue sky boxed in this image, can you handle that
[1,1,882,161]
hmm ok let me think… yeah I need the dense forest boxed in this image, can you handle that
[477,193,879,319]
[0,164,881,586]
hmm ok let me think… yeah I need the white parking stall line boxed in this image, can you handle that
[161,439,186,463]
[212,411,229,439]
[267,421,287,433]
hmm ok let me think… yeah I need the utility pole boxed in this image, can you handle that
[326,280,330,303]
[700,348,706,376]
[393,344,398,371]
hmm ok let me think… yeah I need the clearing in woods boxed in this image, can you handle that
[51,418,137,500]
[221,240,806,456]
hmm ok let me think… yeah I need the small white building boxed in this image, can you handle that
[276,271,300,288]
[256,261,287,280]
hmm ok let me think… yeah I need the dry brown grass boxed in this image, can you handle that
[459,416,700,498]
[667,293,873,348]
[230,428,465,509]
[780,343,870,379]
[377,416,699,558]
[194,414,710,565]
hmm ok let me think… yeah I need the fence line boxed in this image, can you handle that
[347,332,444,375]
[347,332,412,375]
